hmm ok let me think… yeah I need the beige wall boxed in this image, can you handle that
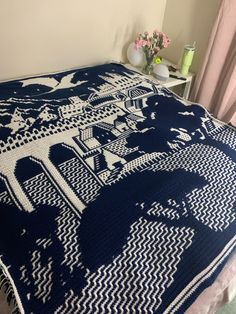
[0,0,222,81]
[0,0,166,81]
[161,0,221,74]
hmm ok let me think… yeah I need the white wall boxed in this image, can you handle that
[0,0,166,81]
[161,0,221,74]
[0,0,222,81]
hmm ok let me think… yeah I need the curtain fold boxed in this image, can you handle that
[191,0,236,126]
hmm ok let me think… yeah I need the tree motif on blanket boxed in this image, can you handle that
[126,94,236,159]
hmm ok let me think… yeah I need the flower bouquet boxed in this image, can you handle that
[134,30,170,74]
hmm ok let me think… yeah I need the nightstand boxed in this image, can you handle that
[125,60,194,100]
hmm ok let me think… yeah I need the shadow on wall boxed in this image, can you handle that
[188,0,221,73]
[112,18,145,63]
[0,0,166,81]
[161,0,221,73]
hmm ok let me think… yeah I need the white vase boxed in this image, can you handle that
[127,43,145,67]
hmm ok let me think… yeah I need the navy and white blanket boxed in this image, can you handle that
[0,63,235,314]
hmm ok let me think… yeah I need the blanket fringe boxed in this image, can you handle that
[0,259,24,314]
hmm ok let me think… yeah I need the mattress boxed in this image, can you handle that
[0,63,235,313]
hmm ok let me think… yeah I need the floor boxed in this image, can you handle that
[0,289,16,314]
[0,290,11,314]
[217,297,236,314]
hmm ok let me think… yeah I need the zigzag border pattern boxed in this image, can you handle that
[150,144,236,231]
[210,127,236,150]
[56,207,82,272]
[54,289,81,314]
[23,173,67,209]
[76,219,194,314]
[58,157,101,204]
[148,201,181,221]
[30,250,53,304]
[0,191,13,206]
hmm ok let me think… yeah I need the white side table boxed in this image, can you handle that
[125,60,194,100]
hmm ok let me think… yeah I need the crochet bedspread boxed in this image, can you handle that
[0,63,235,314]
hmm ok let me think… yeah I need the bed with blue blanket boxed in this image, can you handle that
[0,63,235,314]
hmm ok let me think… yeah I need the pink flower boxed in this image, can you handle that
[147,40,152,47]
[162,35,170,48]
[143,40,148,46]
[133,29,170,54]
[134,39,142,50]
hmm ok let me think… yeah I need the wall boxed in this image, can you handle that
[0,0,166,81]
[161,0,221,74]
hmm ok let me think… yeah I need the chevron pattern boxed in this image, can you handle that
[21,172,82,302]
[0,190,13,206]
[19,265,31,287]
[56,207,82,272]
[23,173,67,209]
[36,238,53,250]
[58,157,101,204]
[150,144,236,231]
[30,250,53,304]
[211,127,236,150]
[54,289,81,314]
[147,201,181,220]
[76,219,194,314]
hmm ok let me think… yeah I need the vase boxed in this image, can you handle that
[142,61,153,75]
[142,53,154,75]
[127,43,145,67]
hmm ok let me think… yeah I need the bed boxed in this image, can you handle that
[0,62,235,314]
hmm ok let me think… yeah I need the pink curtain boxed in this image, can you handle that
[191,0,236,126]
